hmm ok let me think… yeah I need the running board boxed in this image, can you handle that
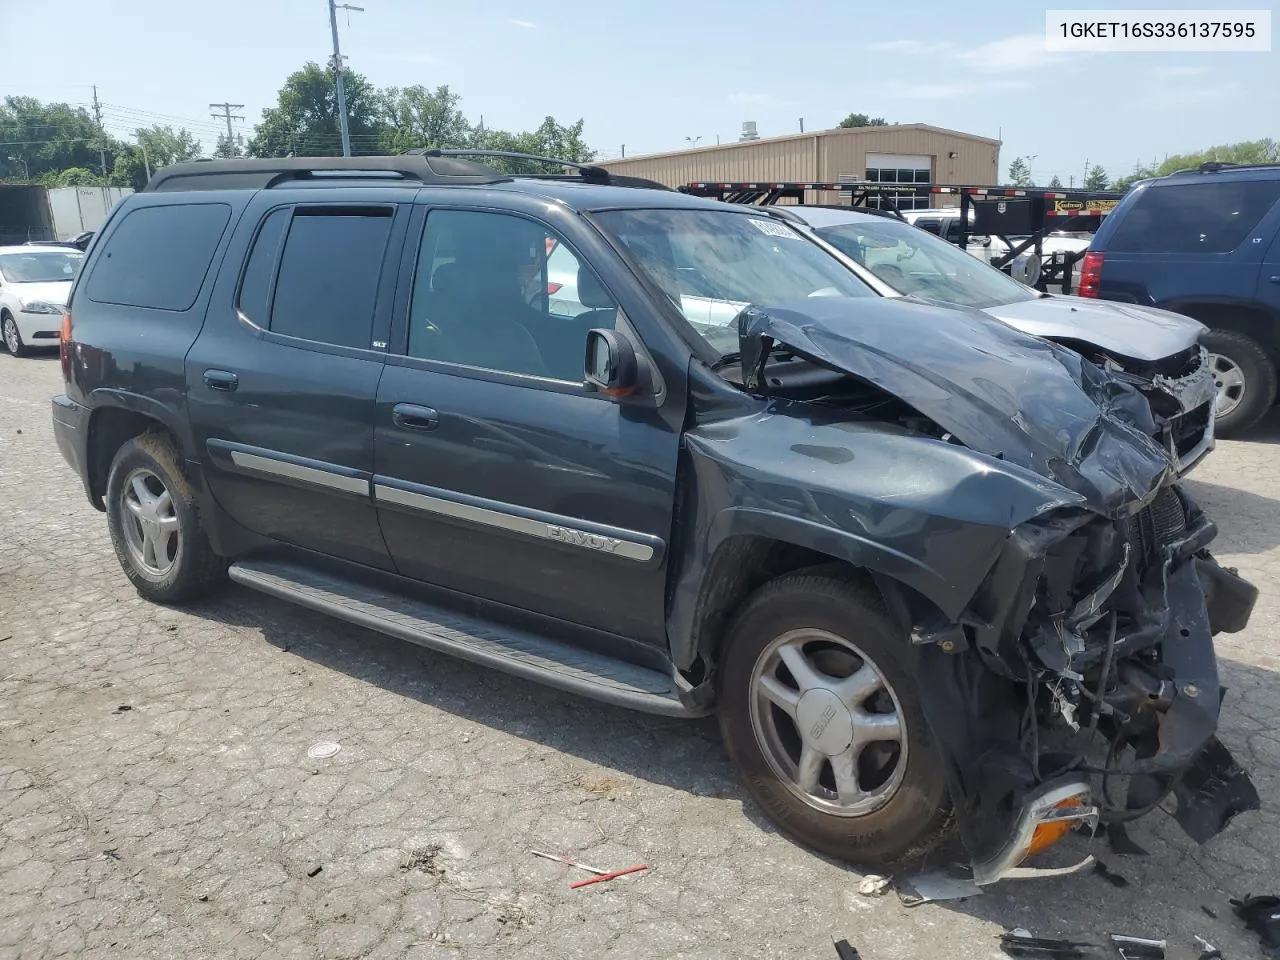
[228,559,700,718]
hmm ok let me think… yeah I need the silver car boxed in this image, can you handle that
[771,205,1215,474]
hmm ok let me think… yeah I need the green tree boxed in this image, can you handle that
[57,167,101,186]
[0,96,115,181]
[1110,164,1157,192]
[838,113,887,128]
[1083,164,1110,191]
[379,84,469,154]
[1007,155,1034,187]
[1047,174,1064,189]
[247,62,386,157]
[469,117,595,171]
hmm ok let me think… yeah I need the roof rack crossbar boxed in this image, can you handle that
[417,148,611,181]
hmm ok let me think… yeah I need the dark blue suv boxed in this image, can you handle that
[1081,162,1280,435]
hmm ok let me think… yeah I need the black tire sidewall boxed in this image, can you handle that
[1202,329,1277,436]
[717,576,952,867]
[105,436,208,603]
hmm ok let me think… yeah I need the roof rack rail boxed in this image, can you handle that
[415,149,672,191]
[1168,160,1280,175]
[141,154,509,193]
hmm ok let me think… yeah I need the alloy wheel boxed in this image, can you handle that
[749,628,907,817]
[1208,352,1246,419]
[2,317,18,354]
[119,468,181,577]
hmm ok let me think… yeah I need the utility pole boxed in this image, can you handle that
[91,84,107,178]
[620,145,625,158]
[209,102,245,155]
[328,0,364,157]
[140,140,152,180]
[799,118,805,133]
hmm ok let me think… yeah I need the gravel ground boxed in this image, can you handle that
[2,349,1277,960]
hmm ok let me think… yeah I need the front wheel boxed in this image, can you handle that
[717,571,954,868]
[1202,329,1277,437]
[105,432,227,603]
[2,312,29,358]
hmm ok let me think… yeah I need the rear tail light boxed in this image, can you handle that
[547,282,563,295]
[59,312,72,381]
[1077,251,1104,298]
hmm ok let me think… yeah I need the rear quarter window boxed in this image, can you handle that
[85,202,232,311]
[1108,180,1280,254]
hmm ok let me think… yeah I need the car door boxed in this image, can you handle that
[1258,212,1280,318]
[186,193,411,570]
[372,201,684,646]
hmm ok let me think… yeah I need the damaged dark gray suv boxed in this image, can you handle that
[51,154,1259,884]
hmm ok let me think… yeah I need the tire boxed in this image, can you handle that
[717,570,954,868]
[105,432,227,603]
[2,312,29,358]
[1202,329,1277,437]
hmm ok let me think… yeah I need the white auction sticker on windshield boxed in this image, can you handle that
[748,218,799,239]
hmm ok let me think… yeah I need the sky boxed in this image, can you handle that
[1,0,1276,185]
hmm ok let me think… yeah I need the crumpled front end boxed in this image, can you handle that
[1098,345,1217,476]
[923,483,1260,883]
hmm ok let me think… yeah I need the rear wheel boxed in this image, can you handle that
[717,571,954,868]
[105,432,226,603]
[1202,329,1277,437]
[2,312,29,358]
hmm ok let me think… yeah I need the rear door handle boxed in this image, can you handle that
[392,403,439,431]
[1269,275,1280,283]
[203,369,239,392]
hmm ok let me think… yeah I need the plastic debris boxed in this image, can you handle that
[530,849,607,876]
[832,938,861,960]
[1000,929,1092,959]
[306,864,323,878]
[112,705,132,714]
[1193,934,1222,960]
[568,863,647,889]
[306,741,341,760]
[1108,934,1166,960]
[897,866,982,907]
[857,874,892,897]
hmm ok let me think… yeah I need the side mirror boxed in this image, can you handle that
[584,328,639,397]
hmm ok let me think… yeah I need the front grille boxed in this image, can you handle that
[1121,487,1187,570]
[1169,402,1212,458]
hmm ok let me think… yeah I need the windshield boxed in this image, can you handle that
[0,251,82,283]
[593,208,876,355]
[815,219,1037,310]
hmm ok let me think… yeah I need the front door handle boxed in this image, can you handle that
[203,369,239,392]
[392,403,439,431]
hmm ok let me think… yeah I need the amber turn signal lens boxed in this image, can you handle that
[1024,797,1084,859]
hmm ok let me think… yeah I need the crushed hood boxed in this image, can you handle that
[738,297,1179,517]
[983,295,1205,363]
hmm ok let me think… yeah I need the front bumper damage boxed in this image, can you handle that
[1104,346,1216,475]
[904,484,1259,884]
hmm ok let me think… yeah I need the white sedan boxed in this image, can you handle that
[0,245,82,357]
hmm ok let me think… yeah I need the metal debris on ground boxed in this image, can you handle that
[832,937,861,960]
[1194,934,1222,960]
[857,874,891,897]
[568,863,647,889]
[1231,894,1280,958]
[529,849,607,876]
[306,741,341,760]
[896,866,982,907]
[999,929,1093,959]
[1108,934,1166,960]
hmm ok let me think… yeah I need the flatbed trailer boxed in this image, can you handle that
[679,181,1124,293]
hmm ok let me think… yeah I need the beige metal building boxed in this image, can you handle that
[599,123,1001,208]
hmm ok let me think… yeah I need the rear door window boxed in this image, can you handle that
[267,208,393,349]
[1108,180,1280,254]
[85,203,231,311]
